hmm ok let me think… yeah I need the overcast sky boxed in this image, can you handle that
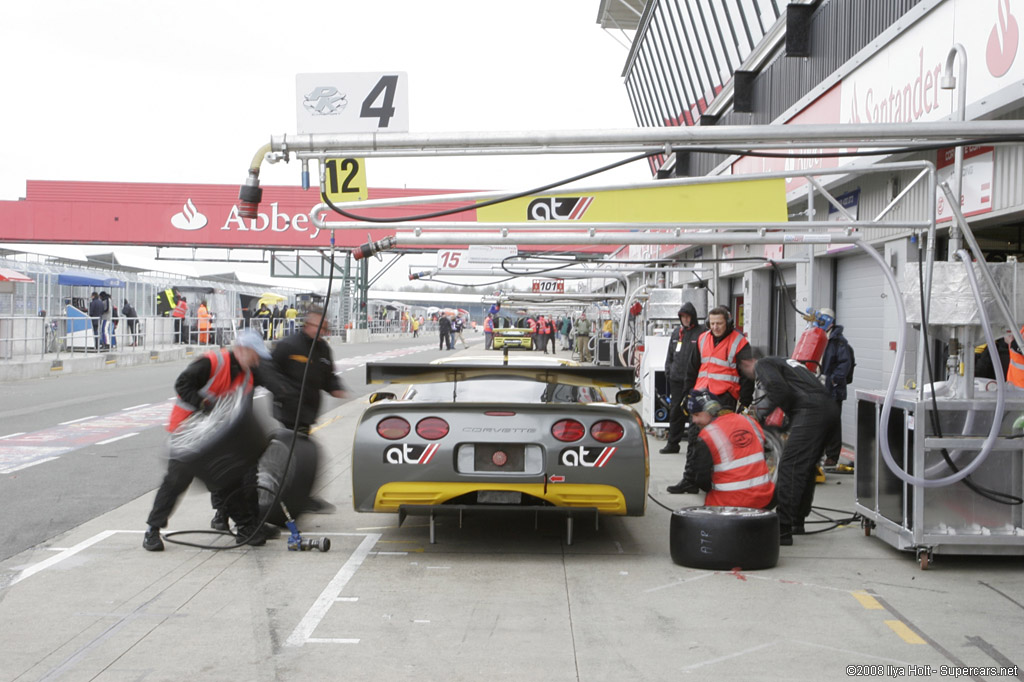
[1,1,645,290]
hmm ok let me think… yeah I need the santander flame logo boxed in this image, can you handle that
[987,0,1019,78]
[170,199,208,231]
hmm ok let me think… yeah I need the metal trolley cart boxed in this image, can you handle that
[855,390,1024,569]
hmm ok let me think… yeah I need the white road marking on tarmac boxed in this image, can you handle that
[680,641,776,670]
[643,572,715,593]
[95,433,138,445]
[286,533,380,647]
[59,416,96,425]
[5,530,120,588]
[0,432,26,440]
[121,403,150,411]
[2,456,60,474]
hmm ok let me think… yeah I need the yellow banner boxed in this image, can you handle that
[476,177,786,223]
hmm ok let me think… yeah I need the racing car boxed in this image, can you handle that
[491,316,534,351]
[351,357,648,532]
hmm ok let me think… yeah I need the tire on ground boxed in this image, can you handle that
[257,431,320,526]
[670,506,780,570]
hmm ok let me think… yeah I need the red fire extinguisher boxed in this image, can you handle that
[791,325,828,373]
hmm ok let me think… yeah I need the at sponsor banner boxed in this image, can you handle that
[475,178,787,224]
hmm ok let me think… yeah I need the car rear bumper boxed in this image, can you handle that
[367,481,631,515]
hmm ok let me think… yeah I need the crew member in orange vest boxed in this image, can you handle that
[483,314,494,350]
[142,329,281,551]
[171,295,188,344]
[1008,326,1024,389]
[693,305,754,411]
[666,390,775,509]
[197,300,212,345]
[537,315,553,354]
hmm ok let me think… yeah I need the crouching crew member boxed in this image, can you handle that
[667,390,775,509]
[750,355,840,545]
[143,329,282,551]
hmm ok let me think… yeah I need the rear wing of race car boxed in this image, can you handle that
[365,362,636,388]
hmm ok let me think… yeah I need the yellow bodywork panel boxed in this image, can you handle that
[374,482,627,514]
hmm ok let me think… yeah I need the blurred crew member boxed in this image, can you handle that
[143,330,280,551]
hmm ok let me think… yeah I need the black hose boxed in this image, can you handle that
[915,242,1022,505]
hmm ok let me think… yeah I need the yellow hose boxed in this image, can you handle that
[248,143,272,174]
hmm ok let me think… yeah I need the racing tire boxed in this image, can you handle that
[257,431,321,527]
[670,506,780,571]
[762,427,785,485]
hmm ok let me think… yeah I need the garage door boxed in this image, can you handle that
[835,252,886,460]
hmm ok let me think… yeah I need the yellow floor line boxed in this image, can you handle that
[851,590,884,610]
[884,620,927,644]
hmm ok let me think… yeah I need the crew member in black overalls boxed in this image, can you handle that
[270,305,348,514]
[750,355,841,546]
[660,302,706,456]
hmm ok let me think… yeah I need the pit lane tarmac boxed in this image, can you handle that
[1,388,1021,682]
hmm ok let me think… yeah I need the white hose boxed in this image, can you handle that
[869,238,1004,487]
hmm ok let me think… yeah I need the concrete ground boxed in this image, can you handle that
[1,358,1022,682]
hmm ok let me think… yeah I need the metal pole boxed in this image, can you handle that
[941,43,968,257]
[385,232,864,247]
[269,120,1024,157]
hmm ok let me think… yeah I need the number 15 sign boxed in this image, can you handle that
[296,72,409,134]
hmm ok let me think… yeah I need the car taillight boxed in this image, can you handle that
[552,419,585,442]
[416,417,449,440]
[591,420,624,443]
[377,416,410,440]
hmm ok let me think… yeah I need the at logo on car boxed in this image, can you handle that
[384,443,439,464]
[559,446,617,467]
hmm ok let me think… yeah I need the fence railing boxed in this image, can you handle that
[0,315,195,361]
[0,314,439,362]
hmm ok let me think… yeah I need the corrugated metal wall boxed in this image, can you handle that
[688,0,925,176]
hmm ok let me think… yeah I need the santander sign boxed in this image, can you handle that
[841,0,1021,127]
[986,0,1018,77]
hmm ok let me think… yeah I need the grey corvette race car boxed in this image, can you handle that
[352,358,648,519]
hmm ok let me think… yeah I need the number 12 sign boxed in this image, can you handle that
[296,72,409,134]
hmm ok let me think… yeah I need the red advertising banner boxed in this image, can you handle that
[0,181,475,250]
[0,180,620,254]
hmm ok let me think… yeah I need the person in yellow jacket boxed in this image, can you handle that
[197,300,212,345]
[284,303,298,335]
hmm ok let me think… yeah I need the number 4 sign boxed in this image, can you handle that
[296,72,409,134]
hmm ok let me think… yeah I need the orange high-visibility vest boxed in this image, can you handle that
[1009,326,1024,388]
[171,300,187,319]
[483,317,493,332]
[167,350,252,432]
[699,412,774,509]
[694,329,748,400]
[197,304,211,331]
